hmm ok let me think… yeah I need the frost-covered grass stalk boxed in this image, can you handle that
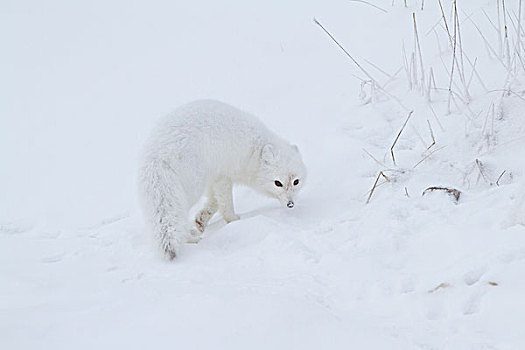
[318,0,525,202]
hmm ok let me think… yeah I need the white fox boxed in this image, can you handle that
[138,100,306,259]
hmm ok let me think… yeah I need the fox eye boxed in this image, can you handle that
[293,179,299,186]
[274,180,283,187]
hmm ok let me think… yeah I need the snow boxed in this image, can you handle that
[2,0,525,348]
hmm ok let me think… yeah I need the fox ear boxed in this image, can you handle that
[291,144,299,153]
[261,144,275,163]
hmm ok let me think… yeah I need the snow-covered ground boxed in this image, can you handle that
[2,0,525,348]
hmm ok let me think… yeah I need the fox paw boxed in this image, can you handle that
[223,214,240,224]
[186,228,203,244]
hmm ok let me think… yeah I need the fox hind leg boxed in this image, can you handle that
[193,178,239,236]
[195,198,218,232]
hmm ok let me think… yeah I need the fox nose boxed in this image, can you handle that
[287,201,294,208]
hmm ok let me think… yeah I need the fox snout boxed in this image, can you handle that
[278,195,295,208]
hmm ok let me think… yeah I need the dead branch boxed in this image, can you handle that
[422,186,461,202]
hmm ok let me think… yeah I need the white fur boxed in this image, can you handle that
[138,100,307,259]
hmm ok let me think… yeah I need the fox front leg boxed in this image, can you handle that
[213,178,240,224]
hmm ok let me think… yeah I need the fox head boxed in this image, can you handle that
[255,143,306,208]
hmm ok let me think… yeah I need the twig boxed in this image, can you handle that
[410,124,427,149]
[447,1,458,115]
[449,92,474,120]
[402,42,412,90]
[429,67,437,90]
[362,148,387,168]
[518,0,523,62]
[383,66,403,89]
[413,145,447,168]
[363,58,394,79]
[391,111,414,165]
[467,17,507,68]
[366,171,390,204]
[427,67,436,101]
[314,18,379,84]
[426,18,444,37]
[438,54,468,103]
[428,104,445,132]
[349,0,388,13]
[466,57,477,91]
[482,102,495,136]
[496,170,506,186]
[411,53,417,90]
[482,9,499,32]
[506,9,525,73]
[502,0,511,68]
[438,0,453,45]
[314,18,409,110]
[426,119,436,150]
[454,2,470,102]
[413,13,425,93]
[475,158,493,185]
[497,0,503,56]
[465,54,489,92]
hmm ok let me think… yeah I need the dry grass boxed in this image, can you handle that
[366,171,390,204]
[317,0,524,203]
[390,111,414,166]
[428,282,451,293]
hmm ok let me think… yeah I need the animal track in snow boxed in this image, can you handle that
[463,290,486,315]
[39,230,62,239]
[463,266,487,286]
[40,252,66,263]
[0,221,34,235]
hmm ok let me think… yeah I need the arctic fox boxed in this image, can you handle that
[138,100,306,259]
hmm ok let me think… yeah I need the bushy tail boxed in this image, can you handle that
[139,158,189,259]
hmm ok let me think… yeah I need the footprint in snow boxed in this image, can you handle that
[463,290,486,315]
[463,266,487,286]
[0,221,34,235]
[40,252,66,263]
